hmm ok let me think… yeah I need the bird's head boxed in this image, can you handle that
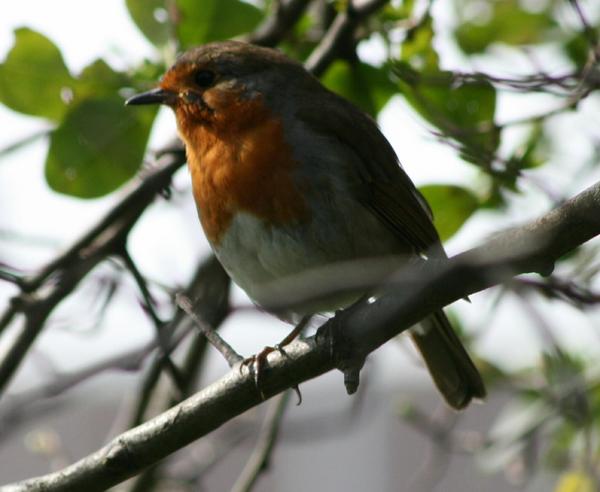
[126,41,315,136]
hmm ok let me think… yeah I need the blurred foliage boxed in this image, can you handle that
[0,28,76,121]
[0,0,599,488]
[564,32,592,69]
[454,0,559,54]
[126,0,264,49]
[126,0,172,47]
[419,184,479,240]
[2,0,595,205]
[175,0,263,48]
[554,472,595,492]
[471,349,600,489]
[395,12,500,183]
[45,97,156,198]
[396,66,499,164]
[0,28,155,196]
[322,60,396,116]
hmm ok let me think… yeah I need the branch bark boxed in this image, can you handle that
[245,0,313,47]
[125,255,231,492]
[305,0,389,76]
[0,149,186,398]
[4,179,599,492]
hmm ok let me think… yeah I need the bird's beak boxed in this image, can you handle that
[125,88,175,106]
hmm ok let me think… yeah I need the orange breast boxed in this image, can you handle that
[179,92,309,245]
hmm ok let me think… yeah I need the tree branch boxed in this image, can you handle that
[125,256,231,492]
[305,0,389,76]
[5,178,600,492]
[230,390,291,492]
[0,0,356,403]
[0,255,228,444]
[245,0,313,47]
[0,149,186,398]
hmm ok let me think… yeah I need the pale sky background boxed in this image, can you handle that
[1,1,600,395]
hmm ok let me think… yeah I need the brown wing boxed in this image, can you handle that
[296,89,445,258]
[297,88,485,408]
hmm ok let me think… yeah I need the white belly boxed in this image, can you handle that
[211,205,409,314]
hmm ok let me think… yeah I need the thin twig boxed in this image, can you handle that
[127,255,230,428]
[0,259,225,439]
[246,0,313,47]
[125,256,231,492]
[0,303,18,337]
[0,323,193,439]
[176,293,242,367]
[21,145,185,293]
[5,178,600,491]
[0,150,185,398]
[0,268,23,287]
[569,0,599,59]
[120,249,187,390]
[305,0,389,76]
[514,276,600,307]
[126,331,210,492]
[0,129,50,158]
[230,391,291,492]
[405,405,459,492]
[120,249,164,329]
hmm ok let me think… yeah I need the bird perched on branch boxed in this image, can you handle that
[126,40,485,409]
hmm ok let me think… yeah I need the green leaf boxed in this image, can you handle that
[542,351,589,425]
[455,1,556,54]
[0,28,76,121]
[545,423,576,469]
[126,0,171,46]
[279,14,318,62]
[418,185,478,240]
[564,32,592,69]
[508,123,548,171]
[380,0,415,22]
[396,68,499,165]
[479,181,507,209]
[321,61,396,116]
[45,97,156,198]
[542,351,585,389]
[175,0,263,48]
[77,59,131,99]
[400,15,439,72]
[478,398,553,472]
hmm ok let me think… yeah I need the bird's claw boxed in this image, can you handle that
[239,345,275,400]
[239,344,300,402]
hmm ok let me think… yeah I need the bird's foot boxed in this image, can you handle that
[240,344,289,400]
[240,317,310,404]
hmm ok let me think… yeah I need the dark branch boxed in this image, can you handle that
[6,179,600,492]
[0,149,185,398]
[514,276,600,307]
[305,0,389,76]
[230,391,291,492]
[246,0,313,47]
[176,294,242,367]
[125,256,231,492]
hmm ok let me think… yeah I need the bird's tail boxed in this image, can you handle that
[410,310,485,409]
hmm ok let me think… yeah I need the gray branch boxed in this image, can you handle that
[0,148,186,398]
[245,0,313,47]
[230,391,292,492]
[305,0,389,76]
[4,178,600,492]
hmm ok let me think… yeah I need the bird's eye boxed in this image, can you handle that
[194,69,216,88]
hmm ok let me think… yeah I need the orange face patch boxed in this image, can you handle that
[176,89,309,245]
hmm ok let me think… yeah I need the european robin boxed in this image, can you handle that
[126,41,485,409]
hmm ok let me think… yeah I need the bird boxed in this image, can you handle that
[126,40,485,409]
